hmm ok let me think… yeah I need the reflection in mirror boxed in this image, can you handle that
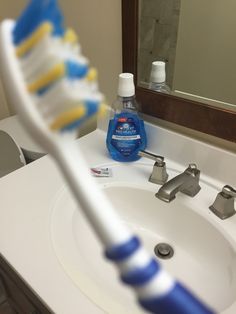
[138,0,236,111]
[149,61,171,93]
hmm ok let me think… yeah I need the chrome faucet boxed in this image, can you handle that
[138,150,168,185]
[209,185,236,220]
[156,164,201,202]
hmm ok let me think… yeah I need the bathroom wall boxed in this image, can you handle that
[0,0,122,134]
[0,1,26,118]
[0,80,9,119]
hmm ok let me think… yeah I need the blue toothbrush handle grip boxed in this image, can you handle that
[139,283,215,314]
[105,236,215,314]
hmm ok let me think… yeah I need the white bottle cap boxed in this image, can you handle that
[117,73,135,97]
[150,61,166,83]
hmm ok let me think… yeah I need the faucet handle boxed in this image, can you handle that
[180,163,201,197]
[138,150,164,165]
[138,150,168,185]
[184,163,200,176]
[221,185,236,198]
[209,185,236,220]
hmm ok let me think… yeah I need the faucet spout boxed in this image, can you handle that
[156,164,201,202]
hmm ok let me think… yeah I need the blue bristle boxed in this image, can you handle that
[37,85,52,95]
[65,61,88,80]
[85,100,100,117]
[61,101,99,132]
[36,61,89,94]
[60,119,85,132]
[13,0,64,45]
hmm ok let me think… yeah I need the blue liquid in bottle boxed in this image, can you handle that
[106,73,147,162]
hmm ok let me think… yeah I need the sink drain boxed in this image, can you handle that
[154,243,174,259]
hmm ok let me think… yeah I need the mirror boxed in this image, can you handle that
[122,0,236,142]
[138,0,236,111]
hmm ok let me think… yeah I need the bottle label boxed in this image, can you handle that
[111,116,142,157]
[112,135,141,140]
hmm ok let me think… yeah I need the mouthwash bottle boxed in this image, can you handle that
[149,61,171,94]
[106,73,147,162]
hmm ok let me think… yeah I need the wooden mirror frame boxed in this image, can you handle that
[122,0,236,143]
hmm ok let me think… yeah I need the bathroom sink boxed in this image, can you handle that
[51,164,236,314]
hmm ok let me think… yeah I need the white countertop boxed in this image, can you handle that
[0,129,110,314]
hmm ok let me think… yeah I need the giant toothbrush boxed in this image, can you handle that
[0,1,215,313]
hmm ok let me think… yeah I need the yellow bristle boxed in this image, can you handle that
[16,22,53,57]
[27,63,65,93]
[50,105,86,131]
[98,102,108,117]
[86,67,98,82]
[63,28,78,44]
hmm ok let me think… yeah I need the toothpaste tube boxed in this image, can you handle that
[90,167,112,177]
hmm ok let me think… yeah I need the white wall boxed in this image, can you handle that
[0,79,9,119]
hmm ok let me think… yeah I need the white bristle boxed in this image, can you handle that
[35,79,102,123]
[19,35,88,85]
[20,35,62,81]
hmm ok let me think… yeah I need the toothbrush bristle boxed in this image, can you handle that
[50,105,86,131]
[13,0,64,45]
[63,28,78,45]
[12,0,106,132]
[27,61,88,94]
[16,22,53,57]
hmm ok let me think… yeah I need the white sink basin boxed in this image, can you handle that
[51,164,236,314]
